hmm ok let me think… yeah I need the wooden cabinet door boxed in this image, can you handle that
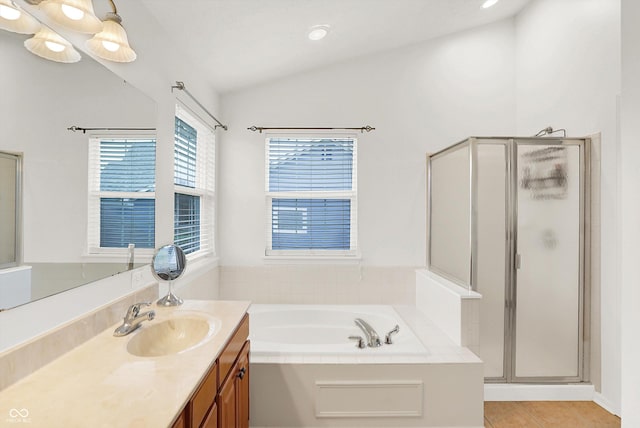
[201,403,217,428]
[171,410,186,428]
[190,363,218,428]
[218,370,237,428]
[236,342,250,428]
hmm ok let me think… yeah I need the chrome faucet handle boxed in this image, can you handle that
[385,325,400,344]
[114,302,155,337]
[348,335,366,349]
[126,302,152,319]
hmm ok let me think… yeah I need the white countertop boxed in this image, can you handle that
[0,300,251,427]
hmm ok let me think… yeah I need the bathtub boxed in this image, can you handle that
[249,304,427,359]
[248,304,484,427]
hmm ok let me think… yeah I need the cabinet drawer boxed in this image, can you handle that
[190,362,218,428]
[218,314,249,386]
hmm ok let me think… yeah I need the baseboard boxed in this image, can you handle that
[593,391,620,416]
[484,383,595,401]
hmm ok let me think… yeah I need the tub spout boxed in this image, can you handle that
[355,318,382,347]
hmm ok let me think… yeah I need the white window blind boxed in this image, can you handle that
[265,136,357,256]
[88,137,156,252]
[174,103,215,256]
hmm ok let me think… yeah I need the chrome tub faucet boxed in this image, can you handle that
[113,302,155,337]
[354,318,382,347]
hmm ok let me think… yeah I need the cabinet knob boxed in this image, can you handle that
[237,367,246,379]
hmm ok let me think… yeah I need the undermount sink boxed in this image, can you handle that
[127,316,217,357]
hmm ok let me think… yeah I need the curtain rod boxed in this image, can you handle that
[247,125,375,134]
[171,81,228,131]
[68,126,156,134]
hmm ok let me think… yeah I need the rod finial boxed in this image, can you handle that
[67,126,86,133]
[171,81,185,92]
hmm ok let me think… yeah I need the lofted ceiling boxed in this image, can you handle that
[138,0,532,93]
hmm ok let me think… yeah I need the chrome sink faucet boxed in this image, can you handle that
[354,318,382,347]
[113,302,156,337]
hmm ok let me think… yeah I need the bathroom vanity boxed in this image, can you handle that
[172,313,250,428]
[0,300,250,427]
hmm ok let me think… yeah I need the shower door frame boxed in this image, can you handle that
[427,137,591,384]
[503,137,590,384]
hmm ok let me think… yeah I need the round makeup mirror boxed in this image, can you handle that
[152,244,186,306]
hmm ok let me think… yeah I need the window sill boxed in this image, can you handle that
[180,254,219,279]
[82,249,155,264]
[263,254,362,265]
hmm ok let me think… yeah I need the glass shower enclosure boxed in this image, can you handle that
[427,137,590,383]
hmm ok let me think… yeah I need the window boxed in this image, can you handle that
[174,104,215,256]
[266,136,357,256]
[88,137,156,252]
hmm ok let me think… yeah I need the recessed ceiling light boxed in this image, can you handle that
[308,25,329,41]
[482,0,499,8]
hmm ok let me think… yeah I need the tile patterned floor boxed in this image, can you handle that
[484,401,621,428]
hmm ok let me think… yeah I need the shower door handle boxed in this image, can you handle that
[515,253,522,269]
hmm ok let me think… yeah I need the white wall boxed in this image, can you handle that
[514,0,621,413]
[620,1,640,426]
[219,19,517,267]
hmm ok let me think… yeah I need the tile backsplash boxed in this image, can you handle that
[219,265,417,305]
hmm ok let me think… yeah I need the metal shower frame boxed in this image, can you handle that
[426,136,591,384]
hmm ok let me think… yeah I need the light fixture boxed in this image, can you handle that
[482,0,499,8]
[307,24,330,41]
[24,26,80,62]
[0,0,41,34]
[39,0,102,33]
[85,1,135,62]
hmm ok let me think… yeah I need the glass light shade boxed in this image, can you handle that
[44,39,65,52]
[0,0,41,34]
[86,19,136,62]
[24,26,81,63]
[40,0,102,33]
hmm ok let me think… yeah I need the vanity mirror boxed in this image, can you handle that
[0,25,156,310]
[152,244,186,306]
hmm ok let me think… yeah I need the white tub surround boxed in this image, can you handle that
[0,266,32,308]
[415,269,481,353]
[249,304,483,427]
[0,300,250,427]
[219,265,417,305]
